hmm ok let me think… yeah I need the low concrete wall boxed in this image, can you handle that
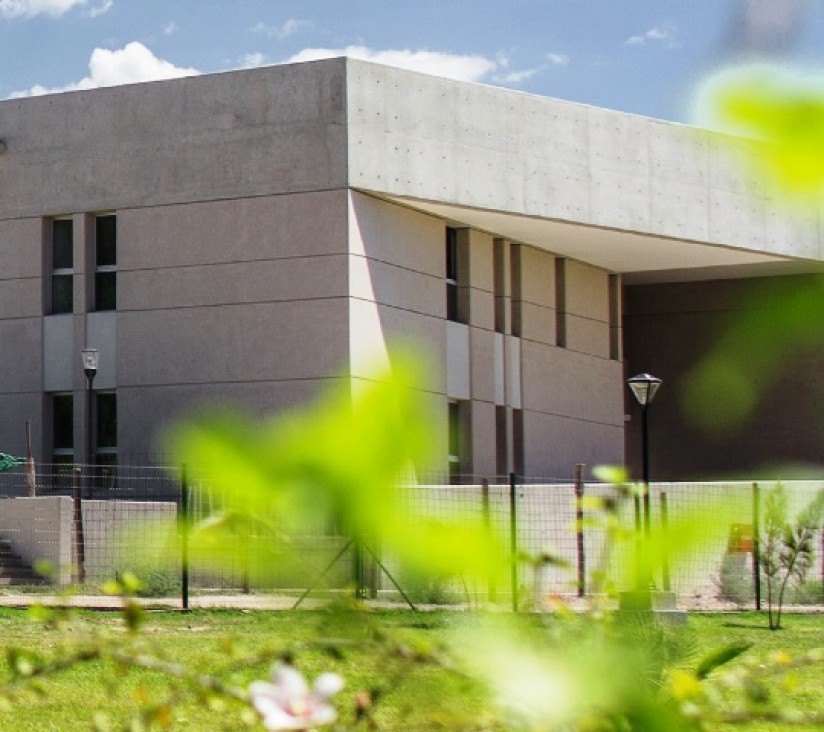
[0,497,176,585]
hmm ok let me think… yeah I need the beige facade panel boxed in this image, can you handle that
[469,326,496,404]
[470,399,498,477]
[0,318,41,393]
[520,340,623,427]
[349,192,443,278]
[519,246,554,309]
[118,378,342,457]
[121,256,350,312]
[119,191,350,271]
[349,255,443,318]
[0,394,42,460]
[520,301,554,347]
[117,299,350,388]
[0,60,348,219]
[467,230,494,294]
[0,278,40,320]
[565,260,609,322]
[523,410,624,479]
[0,218,43,280]
[350,299,446,393]
[566,314,610,359]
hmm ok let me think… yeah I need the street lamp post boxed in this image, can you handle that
[627,373,662,539]
[81,348,98,469]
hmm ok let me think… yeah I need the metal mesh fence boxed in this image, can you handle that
[0,463,821,611]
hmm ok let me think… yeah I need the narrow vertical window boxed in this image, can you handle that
[493,239,506,333]
[554,258,567,348]
[95,214,117,311]
[608,274,621,361]
[495,405,508,478]
[510,244,522,337]
[448,400,462,483]
[446,227,459,322]
[50,219,73,314]
[96,391,118,468]
[512,408,525,476]
[51,393,74,464]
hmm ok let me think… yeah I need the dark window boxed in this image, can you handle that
[448,401,461,483]
[96,392,117,449]
[493,239,506,333]
[555,258,567,348]
[495,405,508,477]
[608,274,620,361]
[510,244,522,337]
[52,393,74,457]
[95,215,116,311]
[51,219,73,314]
[446,227,459,322]
[512,409,525,476]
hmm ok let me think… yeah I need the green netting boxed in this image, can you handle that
[0,453,26,473]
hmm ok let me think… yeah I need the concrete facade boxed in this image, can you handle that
[0,58,821,480]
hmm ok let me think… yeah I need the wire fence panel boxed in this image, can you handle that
[0,464,821,611]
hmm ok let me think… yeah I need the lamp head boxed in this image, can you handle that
[627,373,662,407]
[81,348,99,377]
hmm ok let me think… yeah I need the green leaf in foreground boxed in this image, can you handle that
[695,641,752,679]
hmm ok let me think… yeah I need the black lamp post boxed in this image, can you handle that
[81,348,98,468]
[627,373,662,538]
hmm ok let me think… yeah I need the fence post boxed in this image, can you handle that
[660,491,671,591]
[72,467,85,584]
[574,464,585,598]
[752,482,761,612]
[481,479,496,602]
[509,472,518,612]
[180,464,189,611]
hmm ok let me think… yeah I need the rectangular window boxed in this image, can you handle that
[51,392,74,463]
[50,219,73,314]
[554,258,567,348]
[510,244,522,338]
[495,405,508,478]
[446,227,459,322]
[96,391,118,468]
[512,408,525,476]
[448,400,462,483]
[608,274,621,361]
[95,215,117,311]
[493,239,506,334]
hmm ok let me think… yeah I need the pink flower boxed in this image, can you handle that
[249,664,344,730]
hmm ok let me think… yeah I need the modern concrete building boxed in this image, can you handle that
[0,57,821,480]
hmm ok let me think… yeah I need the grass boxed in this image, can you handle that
[0,607,819,730]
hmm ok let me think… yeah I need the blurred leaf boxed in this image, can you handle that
[696,642,752,680]
[593,465,630,485]
[697,63,824,197]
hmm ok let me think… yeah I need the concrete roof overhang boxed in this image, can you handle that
[378,193,820,285]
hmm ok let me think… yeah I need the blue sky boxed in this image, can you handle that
[0,1,821,122]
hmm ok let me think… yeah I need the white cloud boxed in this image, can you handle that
[495,67,542,84]
[252,18,308,40]
[10,41,199,97]
[241,52,267,68]
[86,0,110,17]
[162,21,176,35]
[547,53,569,66]
[0,0,94,17]
[283,45,496,83]
[624,26,677,47]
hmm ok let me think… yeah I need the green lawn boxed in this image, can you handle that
[0,607,820,730]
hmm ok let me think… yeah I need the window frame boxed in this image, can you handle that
[49,218,74,315]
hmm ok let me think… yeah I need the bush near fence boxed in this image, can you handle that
[0,464,821,610]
